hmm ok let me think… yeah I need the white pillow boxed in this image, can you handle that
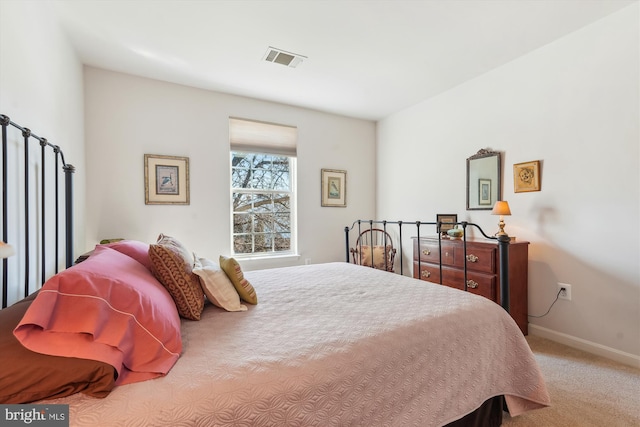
[192,256,247,312]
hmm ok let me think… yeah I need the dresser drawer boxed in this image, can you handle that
[413,262,497,301]
[413,261,442,282]
[414,239,496,274]
[454,244,496,274]
[414,240,461,266]
[442,268,496,301]
[413,240,444,264]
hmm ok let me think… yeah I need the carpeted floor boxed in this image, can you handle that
[502,335,640,426]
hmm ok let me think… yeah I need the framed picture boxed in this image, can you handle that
[321,169,346,207]
[145,154,190,205]
[436,214,458,234]
[478,178,491,205]
[514,160,541,193]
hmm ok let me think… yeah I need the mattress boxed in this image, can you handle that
[46,262,549,426]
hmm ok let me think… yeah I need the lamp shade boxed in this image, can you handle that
[492,201,511,216]
[0,241,15,258]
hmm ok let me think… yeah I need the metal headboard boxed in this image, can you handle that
[344,219,511,312]
[1,114,75,308]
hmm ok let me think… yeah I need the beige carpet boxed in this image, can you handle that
[502,335,640,426]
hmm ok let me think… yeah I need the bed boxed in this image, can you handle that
[0,115,550,426]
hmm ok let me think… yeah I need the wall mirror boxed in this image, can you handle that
[467,149,501,210]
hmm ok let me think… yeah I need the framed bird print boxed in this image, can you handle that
[321,169,346,207]
[145,154,190,205]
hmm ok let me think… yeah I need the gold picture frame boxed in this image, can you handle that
[321,169,346,207]
[145,154,190,205]
[513,160,541,193]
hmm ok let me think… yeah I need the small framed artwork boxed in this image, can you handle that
[436,214,458,234]
[514,160,541,193]
[145,154,190,205]
[478,179,491,205]
[321,169,347,207]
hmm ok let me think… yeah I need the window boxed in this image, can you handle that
[229,118,297,257]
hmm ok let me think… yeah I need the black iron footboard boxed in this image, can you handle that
[1,114,75,308]
[345,219,511,313]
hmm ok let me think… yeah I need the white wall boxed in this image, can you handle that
[83,67,376,270]
[377,4,639,364]
[0,0,85,306]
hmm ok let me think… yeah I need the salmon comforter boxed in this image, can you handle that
[47,262,550,426]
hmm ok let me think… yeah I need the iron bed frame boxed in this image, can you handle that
[345,219,512,314]
[0,114,75,308]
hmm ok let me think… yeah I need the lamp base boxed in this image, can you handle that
[495,218,508,237]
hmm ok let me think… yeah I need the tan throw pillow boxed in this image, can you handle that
[148,234,204,320]
[219,256,258,305]
[360,245,393,269]
[193,256,247,312]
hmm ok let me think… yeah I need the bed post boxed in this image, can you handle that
[344,226,350,263]
[415,221,421,279]
[40,139,47,284]
[22,127,31,298]
[497,235,510,313]
[64,164,75,268]
[397,221,403,275]
[54,147,60,274]
[1,115,8,308]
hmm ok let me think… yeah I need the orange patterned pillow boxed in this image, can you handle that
[219,256,258,305]
[149,234,204,320]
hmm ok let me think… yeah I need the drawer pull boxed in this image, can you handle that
[421,270,431,279]
[422,249,431,256]
[466,254,479,263]
[466,280,479,289]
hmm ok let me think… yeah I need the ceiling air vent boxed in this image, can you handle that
[263,47,306,68]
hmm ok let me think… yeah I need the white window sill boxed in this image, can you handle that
[232,253,301,270]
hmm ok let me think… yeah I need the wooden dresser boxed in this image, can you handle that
[412,237,529,335]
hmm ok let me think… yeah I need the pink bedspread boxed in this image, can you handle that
[46,262,550,426]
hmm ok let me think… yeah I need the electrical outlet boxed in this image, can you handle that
[558,283,572,301]
[305,258,311,265]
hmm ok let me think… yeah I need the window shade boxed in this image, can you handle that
[229,117,297,157]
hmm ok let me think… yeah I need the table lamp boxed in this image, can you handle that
[491,201,511,236]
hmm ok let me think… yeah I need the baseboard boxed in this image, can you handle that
[529,324,640,369]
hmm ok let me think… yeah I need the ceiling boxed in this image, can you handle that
[52,0,635,121]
